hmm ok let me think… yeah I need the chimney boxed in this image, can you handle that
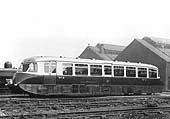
[97,44,105,53]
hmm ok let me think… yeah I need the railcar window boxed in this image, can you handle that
[44,62,56,73]
[44,62,50,73]
[149,69,157,78]
[138,68,147,77]
[28,63,38,72]
[126,67,136,77]
[114,66,124,76]
[22,64,29,72]
[63,63,73,75]
[104,66,111,75]
[51,62,56,73]
[90,65,102,75]
[75,64,88,75]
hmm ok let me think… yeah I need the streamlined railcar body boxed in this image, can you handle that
[12,56,163,96]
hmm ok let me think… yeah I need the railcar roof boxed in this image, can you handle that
[22,56,158,69]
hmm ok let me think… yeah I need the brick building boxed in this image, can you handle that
[116,37,170,91]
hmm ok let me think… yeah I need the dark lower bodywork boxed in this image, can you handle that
[12,72,164,97]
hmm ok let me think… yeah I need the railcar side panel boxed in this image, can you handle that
[17,74,163,96]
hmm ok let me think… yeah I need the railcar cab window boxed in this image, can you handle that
[21,63,37,72]
[114,66,124,76]
[28,63,38,72]
[126,67,136,77]
[149,68,157,78]
[62,63,73,75]
[21,63,29,72]
[90,65,102,75]
[104,66,111,75]
[138,68,147,78]
[75,64,88,75]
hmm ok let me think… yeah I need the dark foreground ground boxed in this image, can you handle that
[1,94,170,119]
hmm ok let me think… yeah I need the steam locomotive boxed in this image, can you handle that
[11,56,163,97]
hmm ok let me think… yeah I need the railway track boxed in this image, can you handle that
[0,95,170,118]
[1,104,170,118]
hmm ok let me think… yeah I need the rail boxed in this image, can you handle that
[0,95,170,118]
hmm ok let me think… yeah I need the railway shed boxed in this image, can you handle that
[79,43,125,60]
[116,37,170,91]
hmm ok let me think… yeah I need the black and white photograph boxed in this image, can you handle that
[0,0,170,118]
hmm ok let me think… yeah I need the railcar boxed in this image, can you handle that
[12,56,163,96]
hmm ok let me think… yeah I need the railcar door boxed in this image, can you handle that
[44,61,57,85]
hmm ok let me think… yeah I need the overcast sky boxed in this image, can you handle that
[0,0,170,68]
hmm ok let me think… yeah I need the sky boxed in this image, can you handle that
[0,0,170,68]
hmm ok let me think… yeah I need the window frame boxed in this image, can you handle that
[126,66,136,77]
[50,62,57,74]
[44,62,50,73]
[75,63,88,76]
[104,65,112,76]
[22,63,30,72]
[44,61,57,74]
[114,65,124,77]
[138,67,147,78]
[90,64,102,76]
[62,63,73,76]
[149,68,157,78]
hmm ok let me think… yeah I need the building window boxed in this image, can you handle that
[149,69,157,78]
[126,67,136,77]
[63,63,73,75]
[75,64,88,75]
[90,65,102,75]
[114,66,124,76]
[138,68,147,78]
[104,66,111,75]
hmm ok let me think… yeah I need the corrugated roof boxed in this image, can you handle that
[144,36,170,45]
[89,46,112,60]
[143,36,170,49]
[96,43,125,51]
[158,48,170,57]
[89,44,125,60]
[136,38,170,62]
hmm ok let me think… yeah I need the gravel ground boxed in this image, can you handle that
[0,95,170,118]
